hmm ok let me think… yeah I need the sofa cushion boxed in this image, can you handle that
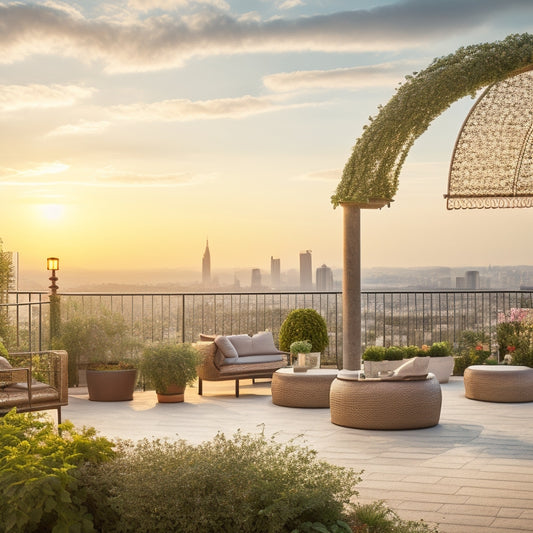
[215,336,239,359]
[227,334,254,356]
[0,356,12,369]
[250,332,279,355]
[199,333,216,341]
[228,332,279,357]
[230,354,283,365]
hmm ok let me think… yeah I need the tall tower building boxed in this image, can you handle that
[251,268,262,289]
[299,250,313,290]
[270,256,280,289]
[316,264,333,291]
[202,240,211,286]
[465,270,480,289]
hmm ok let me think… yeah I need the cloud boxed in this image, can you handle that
[264,62,415,92]
[127,0,230,11]
[0,162,211,187]
[0,1,531,72]
[0,84,95,112]
[112,94,314,121]
[0,162,70,179]
[46,121,111,137]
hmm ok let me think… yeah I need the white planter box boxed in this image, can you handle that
[428,356,454,383]
[362,359,406,378]
[297,352,321,369]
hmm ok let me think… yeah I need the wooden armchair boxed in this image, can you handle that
[0,350,69,423]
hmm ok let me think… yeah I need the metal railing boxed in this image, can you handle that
[5,290,533,364]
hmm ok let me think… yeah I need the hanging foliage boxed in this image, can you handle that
[331,33,533,207]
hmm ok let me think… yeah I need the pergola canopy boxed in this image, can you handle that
[446,68,533,209]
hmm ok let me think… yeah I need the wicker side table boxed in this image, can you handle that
[271,368,338,408]
[464,365,533,403]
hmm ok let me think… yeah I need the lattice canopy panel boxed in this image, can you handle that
[446,69,533,209]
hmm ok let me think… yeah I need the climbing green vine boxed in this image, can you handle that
[331,33,533,207]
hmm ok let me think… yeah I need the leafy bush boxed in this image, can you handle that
[0,339,7,359]
[0,410,115,533]
[81,430,361,533]
[402,345,421,359]
[384,346,405,361]
[290,339,313,354]
[362,346,386,362]
[140,342,199,392]
[348,501,439,533]
[279,309,329,354]
[428,342,451,358]
[58,311,142,386]
[511,348,533,368]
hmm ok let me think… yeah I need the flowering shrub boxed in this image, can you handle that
[496,308,533,365]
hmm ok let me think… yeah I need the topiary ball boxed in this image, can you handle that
[278,308,329,353]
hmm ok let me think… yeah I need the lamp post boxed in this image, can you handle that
[47,257,60,345]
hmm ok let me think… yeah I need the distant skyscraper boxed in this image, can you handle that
[251,268,262,289]
[465,270,480,289]
[202,240,211,286]
[270,256,280,289]
[299,250,313,290]
[316,264,333,291]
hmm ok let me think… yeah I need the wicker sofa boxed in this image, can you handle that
[0,350,69,423]
[195,332,287,397]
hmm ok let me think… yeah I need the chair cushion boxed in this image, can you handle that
[228,332,279,357]
[215,336,239,359]
[0,356,12,369]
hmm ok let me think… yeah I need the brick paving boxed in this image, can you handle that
[61,376,533,532]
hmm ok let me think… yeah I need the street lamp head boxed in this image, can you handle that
[47,257,59,271]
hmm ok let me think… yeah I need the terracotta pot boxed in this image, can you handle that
[86,369,137,402]
[156,384,185,403]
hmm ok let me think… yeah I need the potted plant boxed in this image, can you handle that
[289,340,312,369]
[362,345,406,377]
[140,343,200,403]
[427,341,454,383]
[279,308,329,368]
[59,311,142,401]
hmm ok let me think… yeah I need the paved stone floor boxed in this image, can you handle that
[58,376,533,533]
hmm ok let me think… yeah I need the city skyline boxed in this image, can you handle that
[2,1,533,275]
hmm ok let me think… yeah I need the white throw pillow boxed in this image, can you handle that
[227,334,253,356]
[385,356,429,380]
[0,356,12,369]
[250,331,278,354]
[214,336,239,359]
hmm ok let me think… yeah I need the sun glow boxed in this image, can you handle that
[39,203,65,222]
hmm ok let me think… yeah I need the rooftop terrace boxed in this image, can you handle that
[58,376,533,533]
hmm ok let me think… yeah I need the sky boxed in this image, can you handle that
[1,0,533,285]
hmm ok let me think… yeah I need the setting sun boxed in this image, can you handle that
[39,203,65,222]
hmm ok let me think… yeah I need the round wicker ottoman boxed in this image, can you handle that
[330,374,442,430]
[271,368,338,408]
[464,365,533,403]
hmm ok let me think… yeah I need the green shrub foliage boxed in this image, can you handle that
[428,342,451,358]
[362,346,386,361]
[0,411,115,533]
[81,430,361,533]
[139,342,199,392]
[279,309,329,353]
[384,346,404,361]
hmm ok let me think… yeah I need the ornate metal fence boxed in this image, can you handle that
[6,290,533,366]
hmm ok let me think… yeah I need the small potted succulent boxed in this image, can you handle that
[140,343,200,403]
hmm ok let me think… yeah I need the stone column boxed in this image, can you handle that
[341,202,361,371]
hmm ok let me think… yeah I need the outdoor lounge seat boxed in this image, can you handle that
[464,365,533,402]
[0,350,69,423]
[195,332,286,397]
